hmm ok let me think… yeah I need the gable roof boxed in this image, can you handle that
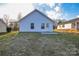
[19,9,55,23]
[58,18,79,25]
[0,19,7,26]
[67,18,79,22]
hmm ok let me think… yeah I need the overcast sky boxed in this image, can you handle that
[0,3,34,21]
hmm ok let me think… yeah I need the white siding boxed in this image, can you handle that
[64,23,72,29]
[19,10,54,32]
[0,21,7,32]
[57,23,72,29]
[57,25,64,29]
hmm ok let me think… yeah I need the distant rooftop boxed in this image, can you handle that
[58,18,79,25]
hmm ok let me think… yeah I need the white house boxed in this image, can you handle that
[57,23,72,29]
[57,18,79,30]
[0,19,7,33]
[19,9,55,32]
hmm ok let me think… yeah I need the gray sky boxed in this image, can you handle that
[0,3,34,21]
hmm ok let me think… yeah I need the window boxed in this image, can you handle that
[30,23,34,29]
[41,23,45,29]
[46,23,49,28]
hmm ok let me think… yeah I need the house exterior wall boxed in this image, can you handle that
[0,21,7,32]
[57,23,72,29]
[19,11,53,32]
[64,23,72,29]
[57,25,64,29]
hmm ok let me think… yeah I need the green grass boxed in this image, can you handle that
[0,32,79,55]
[0,31,18,40]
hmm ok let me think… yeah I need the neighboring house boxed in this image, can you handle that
[9,20,19,31]
[19,9,55,32]
[0,19,7,32]
[57,18,79,30]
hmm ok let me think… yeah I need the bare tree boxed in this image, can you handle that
[17,12,22,20]
[3,14,9,25]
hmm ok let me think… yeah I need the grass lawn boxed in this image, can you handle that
[0,32,79,56]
